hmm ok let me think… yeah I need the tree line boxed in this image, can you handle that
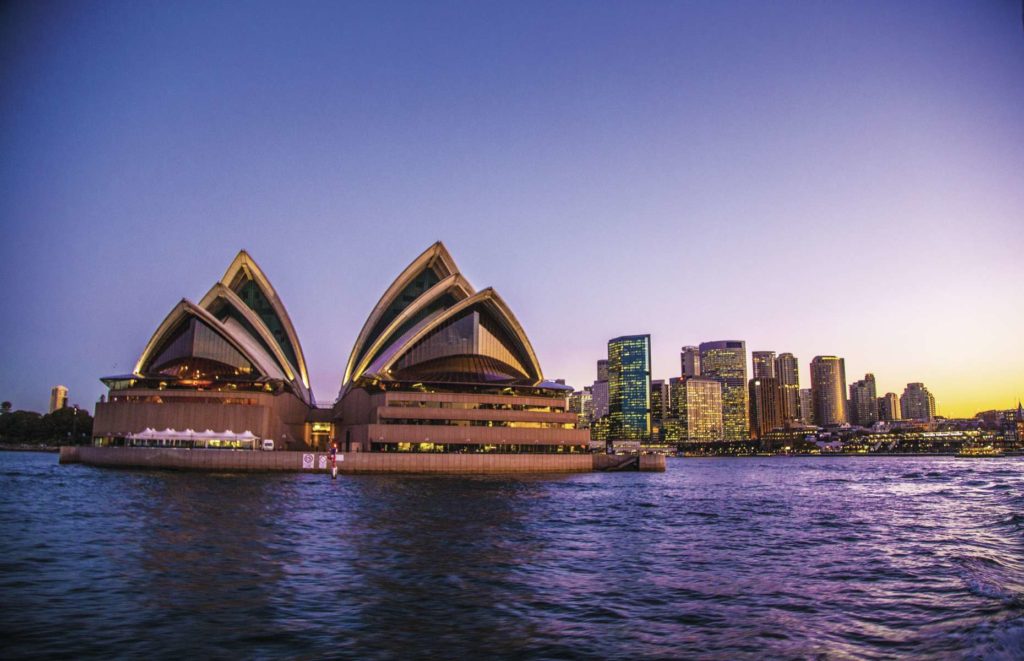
[0,403,93,445]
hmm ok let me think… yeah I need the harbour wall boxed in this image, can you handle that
[59,446,666,473]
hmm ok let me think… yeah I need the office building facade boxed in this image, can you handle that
[699,340,749,441]
[680,346,701,377]
[749,377,783,439]
[607,335,652,441]
[799,388,814,425]
[672,376,724,443]
[774,353,800,422]
[752,351,776,379]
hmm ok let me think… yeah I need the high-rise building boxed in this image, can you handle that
[680,346,701,377]
[749,377,783,439]
[591,358,610,422]
[650,379,670,437]
[799,388,814,424]
[49,385,68,414]
[810,356,847,426]
[849,373,878,426]
[698,341,748,441]
[591,380,609,420]
[608,335,651,441]
[900,383,936,422]
[775,353,800,422]
[878,392,900,421]
[672,376,723,443]
[752,351,776,379]
[568,388,593,428]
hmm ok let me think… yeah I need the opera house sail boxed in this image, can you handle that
[91,243,588,455]
[336,242,589,453]
[92,251,313,449]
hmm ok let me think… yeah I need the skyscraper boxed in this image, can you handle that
[672,376,723,443]
[810,356,847,426]
[699,340,748,441]
[775,353,800,422]
[650,379,670,439]
[608,335,651,441]
[591,359,610,422]
[591,381,609,421]
[568,388,593,428]
[49,385,68,414]
[900,383,936,421]
[878,392,901,421]
[680,346,701,377]
[749,377,783,439]
[848,373,878,426]
[752,351,776,379]
[799,388,814,424]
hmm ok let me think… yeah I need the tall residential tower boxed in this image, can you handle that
[810,356,847,426]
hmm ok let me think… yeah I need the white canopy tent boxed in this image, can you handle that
[125,427,260,449]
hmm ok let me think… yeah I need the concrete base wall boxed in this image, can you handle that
[60,446,666,473]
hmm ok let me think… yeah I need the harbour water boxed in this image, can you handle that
[1,452,1022,658]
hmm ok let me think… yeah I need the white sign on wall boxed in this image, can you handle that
[302,453,314,469]
[318,455,327,469]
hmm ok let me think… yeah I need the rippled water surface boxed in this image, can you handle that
[2,453,1023,659]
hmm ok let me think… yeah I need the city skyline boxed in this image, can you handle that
[2,2,1022,418]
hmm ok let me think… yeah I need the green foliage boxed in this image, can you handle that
[0,407,93,445]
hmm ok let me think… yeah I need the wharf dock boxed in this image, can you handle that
[59,446,666,474]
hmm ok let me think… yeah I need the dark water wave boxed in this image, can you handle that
[1,453,1023,659]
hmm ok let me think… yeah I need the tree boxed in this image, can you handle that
[0,407,93,444]
[1,401,11,414]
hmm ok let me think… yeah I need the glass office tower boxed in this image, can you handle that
[608,335,652,441]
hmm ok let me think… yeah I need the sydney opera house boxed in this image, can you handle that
[93,243,589,453]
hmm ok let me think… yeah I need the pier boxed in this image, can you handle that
[59,446,666,474]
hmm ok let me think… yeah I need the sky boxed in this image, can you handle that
[1,0,1022,418]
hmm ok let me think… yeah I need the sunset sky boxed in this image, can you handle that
[1,1,1021,418]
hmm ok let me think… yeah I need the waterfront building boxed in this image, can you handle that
[607,335,652,441]
[900,383,936,422]
[680,346,701,377]
[849,374,878,426]
[775,353,800,422]
[672,376,723,443]
[596,359,609,382]
[93,243,588,454]
[749,377,783,440]
[752,351,776,379]
[338,243,588,452]
[49,385,68,413]
[799,388,815,424]
[810,356,848,426]
[878,392,901,421]
[93,251,316,449]
[698,341,748,441]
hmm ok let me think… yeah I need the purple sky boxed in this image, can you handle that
[1,1,1022,417]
